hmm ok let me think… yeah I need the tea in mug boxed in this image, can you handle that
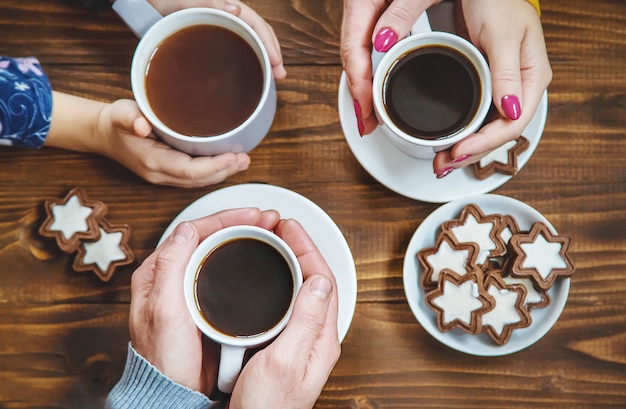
[145,25,263,137]
[195,238,294,337]
[383,45,481,140]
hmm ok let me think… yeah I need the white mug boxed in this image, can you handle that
[183,225,303,393]
[372,12,492,159]
[114,0,276,156]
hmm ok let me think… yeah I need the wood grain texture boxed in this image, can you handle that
[1,0,625,408]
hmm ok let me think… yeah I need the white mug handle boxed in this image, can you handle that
[217,344,247,393]
[371,11,432,73]
[112,0,163,38]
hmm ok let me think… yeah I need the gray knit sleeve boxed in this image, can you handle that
[106,343,222,409]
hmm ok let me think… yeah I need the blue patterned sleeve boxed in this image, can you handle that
[0,56,53,149]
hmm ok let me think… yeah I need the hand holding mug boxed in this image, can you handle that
[114,2,278,156]
[228,219,341,409]
[433,0,552,176]
[128,208,280,394]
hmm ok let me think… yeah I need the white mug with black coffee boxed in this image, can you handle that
[372,13,492,159]
[183,225,303,393]
[114,1,276,156]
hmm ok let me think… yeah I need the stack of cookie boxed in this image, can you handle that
[418,203,574,345]
[39,187,135,282]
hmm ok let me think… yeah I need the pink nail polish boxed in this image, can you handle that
[501,95,521,120]
[452,154,472,163]
[435,167,454,179]
[374,27,398,53]
[353,99,365,136]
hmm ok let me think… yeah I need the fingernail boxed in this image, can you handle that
[238,159,250,171]
[173,222,194,243]
[310,276,332,299]
[353,99,365,136]
[501,95,521,120]
[374,27,398,52]
[435,167,454,179]
[452,154,472,163]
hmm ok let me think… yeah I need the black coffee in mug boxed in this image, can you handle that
[383,45,481,140]
[145,25,263,137]
[195,238,294,337]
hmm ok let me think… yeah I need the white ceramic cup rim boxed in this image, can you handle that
[183,225,303,348]
[372,31,492,148]
[130,8,273,142]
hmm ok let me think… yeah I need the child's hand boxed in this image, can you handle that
[148,0,286,79]
[433,0,552,177]
[98,99,250,188]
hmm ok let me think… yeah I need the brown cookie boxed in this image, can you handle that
[480,274,532,345]
[39,187,107,253]
[424,270,493,335]
[417,232,480,290]
[73,218,135,282]
[509,221,575,291]
[473,136,530,180]
[497,270,551,312]
[441,204,507,265]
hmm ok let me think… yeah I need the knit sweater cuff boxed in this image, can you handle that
[106,343,220,409]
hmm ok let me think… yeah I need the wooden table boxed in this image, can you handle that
[1,1,625,408]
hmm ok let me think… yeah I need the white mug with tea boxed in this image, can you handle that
[114,1,276,156]
[183,225,303,393]
[372,12,492,159]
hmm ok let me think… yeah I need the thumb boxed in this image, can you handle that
[152,222,199,293]
[372,0,436,52]
[273,275,333,356]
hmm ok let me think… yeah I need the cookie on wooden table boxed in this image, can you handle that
[73,218,135,282]
[39,187,107,253]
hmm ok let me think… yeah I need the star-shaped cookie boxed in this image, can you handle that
[441,204,506,265]
[73,219,135,282]
[39,187,107,252]
[481,274,531,345]
[474,136,530,180]
[509,222,574,291]
[425,270,493,334]
[417,233,480,289]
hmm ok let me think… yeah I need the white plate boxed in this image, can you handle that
[338,76,548,204]
[158,183,357,342]
[403,194,570,356]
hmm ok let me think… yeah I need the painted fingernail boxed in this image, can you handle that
[310,276,332,299]
[353,99,365,136]
[374,27,398,53]
[435,167,454,179]
[501,95,521,120]
[452,154,472,163]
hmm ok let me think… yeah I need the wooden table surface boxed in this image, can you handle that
[1,1,625,408]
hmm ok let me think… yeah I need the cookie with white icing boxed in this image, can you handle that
[441,204,507,265]
[481,274,532,345]
[474,136,530,180]
[417,233,480,290]
[39,187,107,253]
[424,270,493,334]
[509,222,575,291]
[73,218,135,282]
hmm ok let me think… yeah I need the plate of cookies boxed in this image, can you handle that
[403,194,575,355]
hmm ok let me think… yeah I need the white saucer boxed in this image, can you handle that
[403,194,570,356]
[337,73,548,203]
[158,183,357,342]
